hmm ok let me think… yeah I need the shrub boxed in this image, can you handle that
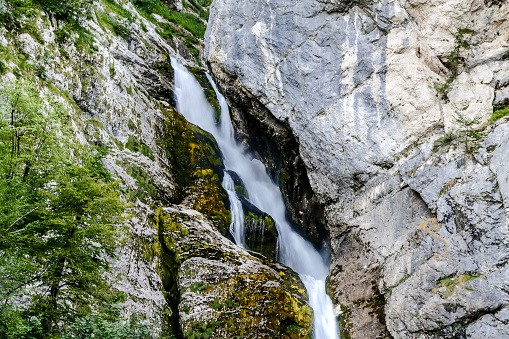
[489,105,509,123]
[131,0,206,38]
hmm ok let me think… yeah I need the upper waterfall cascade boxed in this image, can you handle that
[172,58,339,339]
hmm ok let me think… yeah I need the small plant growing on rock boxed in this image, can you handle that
[433,28,475,100]
[489,103,509,123]
[454,111,484,153]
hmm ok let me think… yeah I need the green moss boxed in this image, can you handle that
[234,185,248,199]
[149,207,183,337]
[434,274,479,297]
[159,107,230,232]
[243,212,278,260]
[338,305,351,339]
[245,211,262,223]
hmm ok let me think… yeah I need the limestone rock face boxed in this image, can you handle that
[206,0,509,337]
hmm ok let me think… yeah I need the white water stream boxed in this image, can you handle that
[172,59,339,339]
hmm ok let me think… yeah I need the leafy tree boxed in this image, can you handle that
[63,297,152,339]
[0,79,129,337]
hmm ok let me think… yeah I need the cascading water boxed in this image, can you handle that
[172,58,339,339]
[222,172,246,248]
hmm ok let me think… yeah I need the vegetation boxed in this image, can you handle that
[432,133,455,153]
[125,165,158,202]
[432,110,486,154]
[131,0,207,39]
[126,135,155,160]
[0,79,136,337]
[454,111,484,153]
[1,0,97,52]
[184,320,221,339]
[433,28,475,100]
[434,274,479,297]
[489,104,509,123]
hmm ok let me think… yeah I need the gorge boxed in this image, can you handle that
[0,0,508,338]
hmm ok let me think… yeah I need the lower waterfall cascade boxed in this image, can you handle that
[172,59,339,339]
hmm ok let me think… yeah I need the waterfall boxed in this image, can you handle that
[172,58,339,339]
[222,172,246,248]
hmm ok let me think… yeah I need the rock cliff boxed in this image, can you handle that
[206,0,509,337]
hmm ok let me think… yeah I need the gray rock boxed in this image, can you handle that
[206,0,509,337]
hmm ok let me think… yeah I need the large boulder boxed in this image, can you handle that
[151,205,313,338]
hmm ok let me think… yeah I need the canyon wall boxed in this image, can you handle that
[205,0,509,337]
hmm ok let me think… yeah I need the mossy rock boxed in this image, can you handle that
[153,206,313,338]
[224,170,280,261]
[243,209,278,262]
[159,107,230,233]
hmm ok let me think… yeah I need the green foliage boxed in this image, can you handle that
[433,28,474,100]
[96,0,135,41]
[103,0,134,21]
[184,36,200,64]
[131,0,206,38]
[128,118,138,130]
[1,0,97,52]
[96,10,132,40]
[454,111,484,153]
[156,22,175,40]
[0,79,129,336]
[436,274,479,297]
[63,301,152,339]
[489,104,509,123]
[186,0,208,20]
[184,320,221,339]
[34,0,93,22]
[210,299,233,311]
[196,0,212,7]
[245,211,262,223]
[0,61,8,76]
[125,165,158,202]
[432,133,455,152]
[125,135,155,160]
[190,282,208,293]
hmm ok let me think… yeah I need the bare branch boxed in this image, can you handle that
[0,206,38,241]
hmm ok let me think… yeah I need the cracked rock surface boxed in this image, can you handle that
[206,0,509,337]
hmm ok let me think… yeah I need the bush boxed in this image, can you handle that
[34,0,93,23]
[489,105,509,123]
[132,0,206,38]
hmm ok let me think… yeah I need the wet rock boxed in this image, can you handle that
[152,205,313,338]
